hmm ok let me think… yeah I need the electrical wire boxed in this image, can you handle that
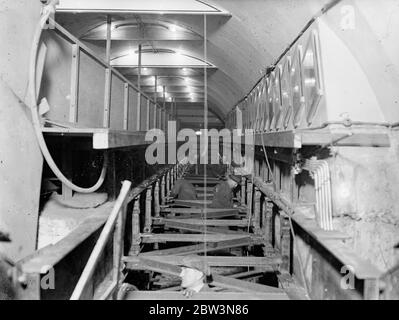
[29,2,108,193]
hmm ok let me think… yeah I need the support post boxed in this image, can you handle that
[123,83,129,130]
[280,212,291,273]
[107,151,117,200]
[136,44,142,131]
[146,99,150,131]
[253,187,261,234]
[129,197,141,256]
[69,44,80,123]
[161,175,166,205]
[103,15,112,128]
[264,198,274,245]
[241,176,246,206]
[144,187,152,233]
[166,171,170,198]
[61,140,73,200]
[246,179,253,220]
[154,180,161,219]
[113,203,127,298]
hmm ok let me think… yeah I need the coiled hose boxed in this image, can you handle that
[29,2,108,193]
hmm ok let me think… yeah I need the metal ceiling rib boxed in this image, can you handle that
[56,0,231,15]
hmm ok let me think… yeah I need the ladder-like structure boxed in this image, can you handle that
[69,162,307,300]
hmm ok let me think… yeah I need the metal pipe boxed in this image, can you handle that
[303,159,333,230]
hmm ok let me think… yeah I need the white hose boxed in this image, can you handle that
[29,3,108,193]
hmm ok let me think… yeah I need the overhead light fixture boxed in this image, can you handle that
[195,130,202,136]
[182,68,189,73]
[142,67,148,72]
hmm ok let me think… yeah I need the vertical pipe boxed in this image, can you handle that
[320,164,327,230]
[325,162,333,230]
[69,44,80,123]
[146,99,150,131]
[123,83,129,130]
[136,44,142,131]
[246,179,253,221]
[105,15,112,62]
[163,85,166,131]
[103,15,112,128]
[153,76,158,129]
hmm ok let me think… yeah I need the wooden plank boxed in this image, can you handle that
[250,131,390,148]
[94,130,151,149]
[301,132,390,147]
[212,275,287,297]
[162,220,247,235]
[183,180,219,186]
[291,211,352,241]
[164,208,238,215]
[321,239,383,280]
[141,234,250,244]
[164,212,239,220]
[42,128,151,149]
[141,237,254,256]
[156,218,248,227]
[125,255,281,269]
[173,199,212,207]
[185,178,220,183]
[124,291,286,300]
[20,215,109,273]
[254,132,302,148]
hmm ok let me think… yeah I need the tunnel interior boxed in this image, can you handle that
[0,0,399,301]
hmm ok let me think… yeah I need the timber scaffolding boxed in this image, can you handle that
[15,160,384,300]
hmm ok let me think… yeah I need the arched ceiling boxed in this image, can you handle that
[56,0,334,128]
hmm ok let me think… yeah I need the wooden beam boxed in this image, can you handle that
[162,220,247,234]
[249,131,391,148]
[212,275,287,297]
[155,218,248,227]
[162,208,238,215]
[140,237,254,256]
[124,291,286,300]
[141,234,250,244]
[124,255,281,269]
